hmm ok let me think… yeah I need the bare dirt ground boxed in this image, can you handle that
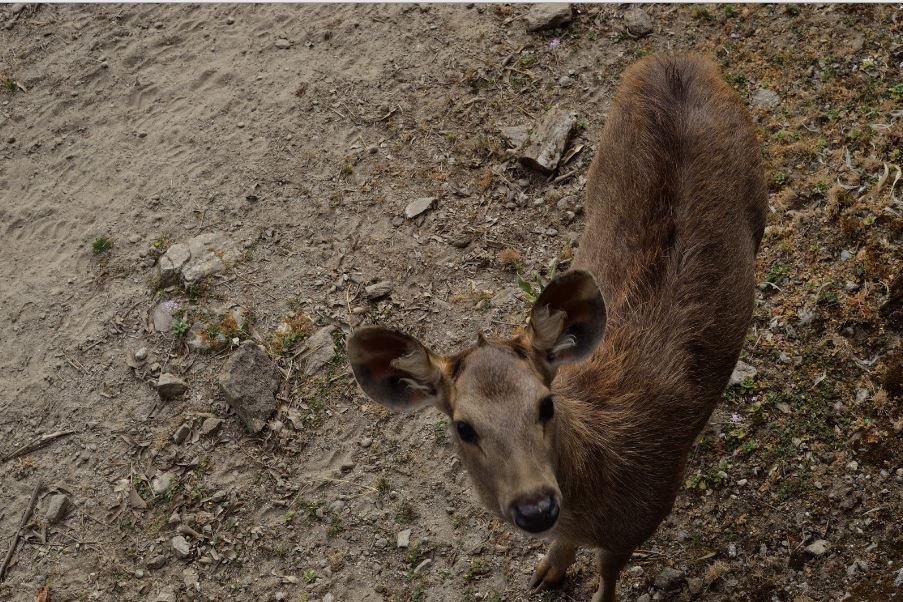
[1,3,901,602]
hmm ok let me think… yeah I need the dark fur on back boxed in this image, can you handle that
[551,54,767,552]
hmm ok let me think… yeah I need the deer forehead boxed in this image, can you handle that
[454,345,546,404]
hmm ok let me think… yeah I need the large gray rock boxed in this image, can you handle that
[625,8,653,37]
[728,360,757,387]
[519,107,577,174]
[404,197,436,219]
[524,4,574,32]
[302,326,337,377]
[151,299,181,332]
[751,88,781,108]
[158,243,190,287]
[157,232,239,287]
[653,566,685,591]
[171,535,191,559]
[218,342,279,434]
[157,373,188,400]
[46,493,71,524]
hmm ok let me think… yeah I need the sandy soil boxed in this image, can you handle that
[0,3,901,602]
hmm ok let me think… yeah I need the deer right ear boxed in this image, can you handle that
[348,327,449,412]
[527,270,607,369]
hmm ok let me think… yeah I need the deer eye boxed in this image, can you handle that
[455,421,478,444]
[539,395,555,422]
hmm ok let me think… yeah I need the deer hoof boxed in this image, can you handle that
[530,556,568,590]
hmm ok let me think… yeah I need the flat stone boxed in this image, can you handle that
[156,587,177,602]
[182,232,239,284]
[302,326,337,377]
[524,3,574,32]
[158,243,190,287]
[46,493,70,524]
[172,423,191,444]
[404,197,436,219]
[519,107,577,174]
[151,472,176,496]
[751,88,781,107]
[396,528,411,548]
[728,360,757,387]
[805,539,830,556]
[151,299,181,332]
[183,567,199,590]
[218,342,279,434]
[157,373,188,400]
[499,125,530,150]
[171,535,191,559]
[198,417,223,438]
[365,281,393,301]
[653,566,685,591]
[158,233,238,287]
[625,7,653,37]
[275,38,291,49]
[147,555,167,570]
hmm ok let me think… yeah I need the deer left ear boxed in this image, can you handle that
[527,270,607,368]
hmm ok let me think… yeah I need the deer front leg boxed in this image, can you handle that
[530,538,577,590]
[591,548,630,602]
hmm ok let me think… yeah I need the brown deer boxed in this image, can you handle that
[348,53,766,602]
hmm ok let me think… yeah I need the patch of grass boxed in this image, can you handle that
[150,235,172,254]
[764,262,790,286]
[692,7,713,21]
[172,316,190,337]
[396,499,417,524]
[433,419,448,446]
[516,267,556,304]
[302,569,317,584]
[777,467,810,501]
[685,459,732,492]
[92,235,114,254]
[326,512,345,537]
[464,558,490,582]
[1,76,18,95]
[725,71,748,91]
[518,53,537,68]
[722,5,738,17]
[785,3,800,16]
[811,182,828,197]
[270,311,312,355]
[496,247,521,270]
[772,171,787,186]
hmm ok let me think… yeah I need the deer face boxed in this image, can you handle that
[348,271,607,534]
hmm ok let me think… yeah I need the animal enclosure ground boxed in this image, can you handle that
[1,4,901,602]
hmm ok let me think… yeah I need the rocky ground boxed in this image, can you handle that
[1,3,901,602]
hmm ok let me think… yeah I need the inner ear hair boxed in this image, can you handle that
[529,303,567,352]
[549,333,578,357]
[391,348,439,387]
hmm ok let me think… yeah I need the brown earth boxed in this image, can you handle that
[1,3,901,602]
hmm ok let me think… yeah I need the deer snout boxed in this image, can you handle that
[510,489,560,534]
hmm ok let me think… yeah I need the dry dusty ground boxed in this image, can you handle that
[1,3,901,602]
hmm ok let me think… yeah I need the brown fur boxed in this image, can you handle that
[349,53,766,602]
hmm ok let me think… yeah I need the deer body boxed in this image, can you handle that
[350,54,766,602]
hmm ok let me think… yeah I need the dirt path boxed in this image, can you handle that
[1,4,900,601]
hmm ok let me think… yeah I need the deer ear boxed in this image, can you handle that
[527,270,607,368]
[348,327,448,412]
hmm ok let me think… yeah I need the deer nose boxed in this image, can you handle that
[511,490,560,533]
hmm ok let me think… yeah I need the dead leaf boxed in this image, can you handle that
[35,586,50,602]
